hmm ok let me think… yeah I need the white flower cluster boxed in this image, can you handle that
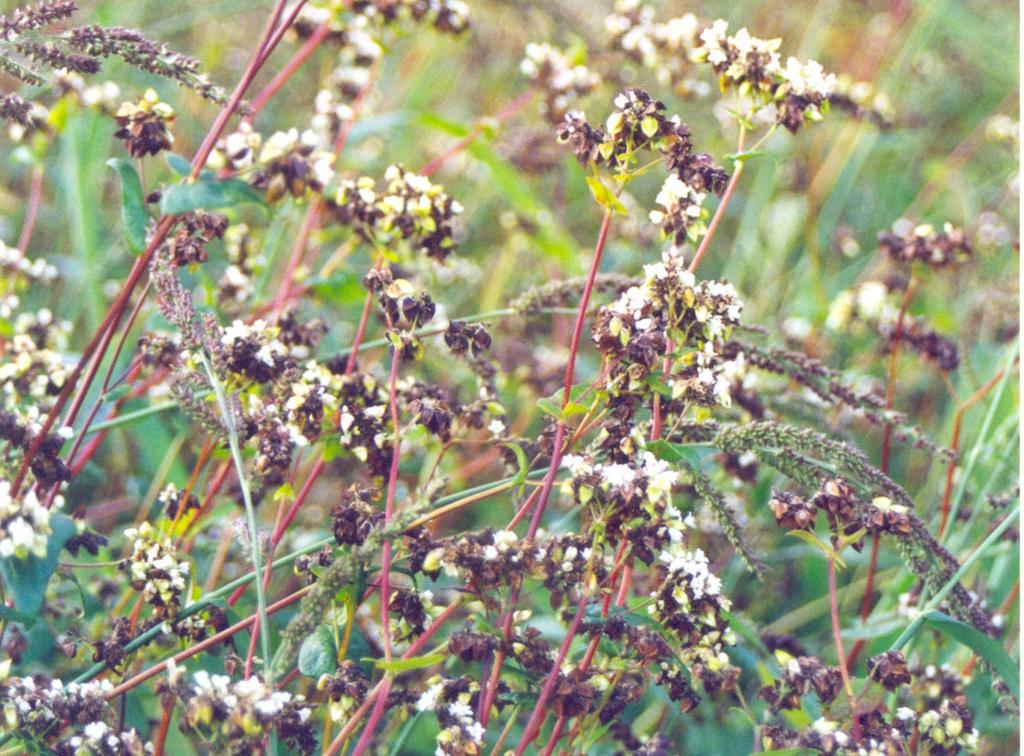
[697,20,781,89]
[416,676,485,755]
[120,522,190,612]
[60,721,151,755]
[166,665,313,748]
[0,309,71,407]
[217,224,265,306]
[0,675,114,737]
[780,57,836,101]
[0,479,56,559]
[280,361,339,446]
[215,121,261,171]
[0,239,57,289]
[605,1,706,96]
[258,128,336,189]
[696,19,836,131]
[220,318,289,370]
[520,42,601,122]
[649,173,707,244]
[658,546,724,603]
[825,280,896,331]
[334,165,463,260]
[561,450,680,511]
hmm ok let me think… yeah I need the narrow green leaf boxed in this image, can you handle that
[373,653,445,674]
[106,158,148,253]
[646,439,702,467]
[922,611,1019,700]
[160,177,265,215]
[0,514,77,624]
[297,625,337,678]
[503,442,529,488]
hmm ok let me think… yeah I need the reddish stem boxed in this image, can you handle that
[17,165,43,254]
[828,555,862,743]
[515,591,590,755]
[106,585,310,700]
[526,209,613,538]
[247,21,330,119]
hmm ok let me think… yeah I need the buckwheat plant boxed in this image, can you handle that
[0,1,1016,755]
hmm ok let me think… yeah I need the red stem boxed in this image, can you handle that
[17,165,43,254]
[828,555,862,743]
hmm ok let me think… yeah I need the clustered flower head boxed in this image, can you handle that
[0,479,56,559]
[216,224,265,308]
[252,128,335,202]
[827,279,960,371]
[0,674,122,746]
[605,0,704,96]
[159,666,316,755]
[333,165,463,261]
[119,522,190,617]
[878,220,972,268]
[557,88,728,245]
[520,42,600,123]
[759,650,841,712]
[114,88,174,157]
[695,20,835,132]
[593,251,742,407]
[415,675,486,755]
[651,543,739,695]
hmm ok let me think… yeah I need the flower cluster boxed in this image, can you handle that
[759,651,841,712]
[159,667,316,755]
[0,308,72,409]
[216,224,265,308]
[333,165,463,261]
[0,479,60,559]
[119,522,190,618]
[252,128,335,202]
[56,722,151,755]
[113,88,174,157]
[878,221,972,268]
[605,1,704,96]
[520,42,600,123]
[695,20,835,131]
[651,544,739,695]
[0,675,116,743]
[593,251,742,407]
[826,279,960,370]
[416,676,485,755]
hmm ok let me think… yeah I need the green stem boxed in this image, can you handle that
[943,342,1019,543]
[199,352,274,687]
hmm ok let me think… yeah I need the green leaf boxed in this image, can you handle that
[373,653,445,674]
[646,440,702,468]
[922,611,1019,700]
[165,152,193,176]
[297,624,337,678]
[308,271,364,307]
[0,514,76,625]
[756,749,818,756]
[727,149,777,165]
[106,159,149,254]
[537,383,599,420]
[503,442,530,488]
[160,177,265,215]
[786,529,846,569]
[585,174,628,216]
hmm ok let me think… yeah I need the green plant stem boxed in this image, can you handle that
[943,342,1019,542]
[199,352,273,687]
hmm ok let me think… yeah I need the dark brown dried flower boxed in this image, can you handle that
[769,490,816,530]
